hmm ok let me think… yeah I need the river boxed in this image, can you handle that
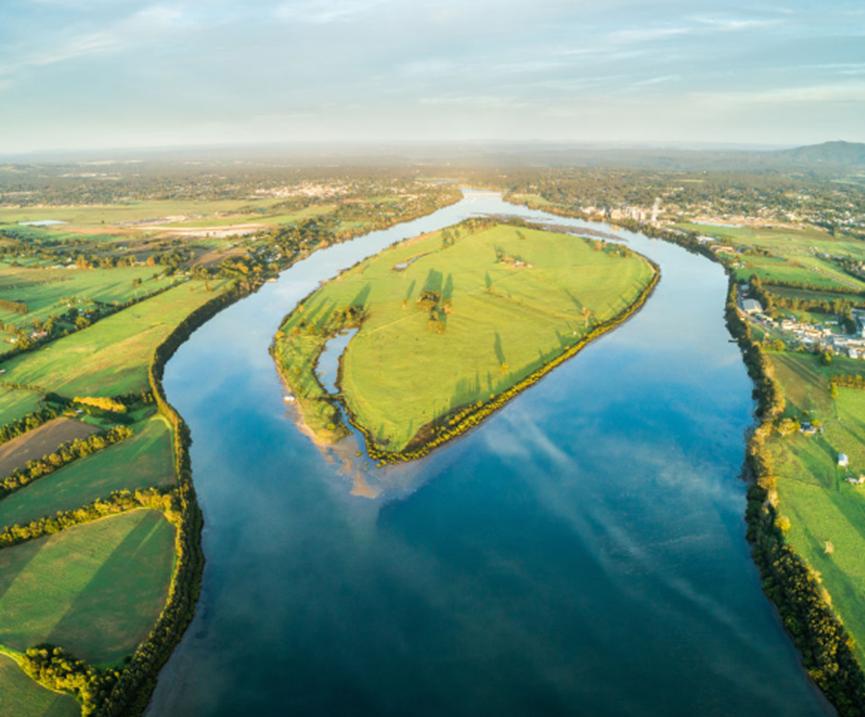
[148,190,831,716]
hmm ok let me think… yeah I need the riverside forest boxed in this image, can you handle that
[1,145,865,717]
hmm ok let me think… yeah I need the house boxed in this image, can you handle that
[838,453,849,468]
[742,298,763,315]
[801,422,817,436]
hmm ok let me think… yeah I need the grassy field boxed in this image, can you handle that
[0,653,79,717]
[0,197,288,229]
[764,350,865,663]
[680,222,865,292]
[0,279,228,397]
[0,509,176,667]
[274,221,657,452]
[0,264,177,338]
[0,388,44,427]
[0,414,174,528]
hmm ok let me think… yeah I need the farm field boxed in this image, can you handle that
[0,417,98,476]
[274,221,657,453]
[0,279,229,397]
[0,197,288,229]
[0,264,178,338]
[763,349,865,663]
[0,388,43,427]
[0,653,79,717]
[0,509,176,666]
[0,414,173,528]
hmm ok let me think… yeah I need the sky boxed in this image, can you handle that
[0,0,864,153]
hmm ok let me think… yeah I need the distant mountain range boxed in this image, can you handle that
[771,140,865,168]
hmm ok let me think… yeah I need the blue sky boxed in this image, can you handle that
[0,0,863,152]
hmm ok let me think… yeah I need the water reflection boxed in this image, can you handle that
[149,190,832,717]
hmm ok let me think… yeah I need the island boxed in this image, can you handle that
[272,219,659,463]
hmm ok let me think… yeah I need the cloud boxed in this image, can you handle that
[690,16,781,31]
[695,82,865,106]
[0,4,183,83]
[607,26,693,44]
[274,0,387,24]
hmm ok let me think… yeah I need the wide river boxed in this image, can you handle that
[149,190,832,716]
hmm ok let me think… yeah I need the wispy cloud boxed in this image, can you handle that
[0,4,183,80]
[690,16,782,31]
[607,26,693,44]
[695,82,865,105]
[274,0,387,24]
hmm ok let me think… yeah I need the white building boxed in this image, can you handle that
[742,298,763,315]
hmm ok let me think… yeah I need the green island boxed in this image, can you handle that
[0,168,459,716]
[272,219,658,462]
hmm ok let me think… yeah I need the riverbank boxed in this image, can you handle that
[503,193,865,716]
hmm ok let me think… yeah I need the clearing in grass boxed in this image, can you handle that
[0,509,175,667]
[273,220,657,456]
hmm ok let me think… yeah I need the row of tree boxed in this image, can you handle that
[0,425,133,498]
[725,279,865,716]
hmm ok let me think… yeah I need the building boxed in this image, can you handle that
[742,298,763,315]
[838,453,850,468]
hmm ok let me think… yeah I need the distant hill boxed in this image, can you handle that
[772,140,865,167]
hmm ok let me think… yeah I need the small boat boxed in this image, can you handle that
[283,395,296,403]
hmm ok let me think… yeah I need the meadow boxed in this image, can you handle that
[0,509,175,667]
[274,221,656,453]
[0,264,177,338]
[0,414,173,528]
[680,222,865,291]
[0,653,78,717]
[764,350,865,663]
[1,279,228,397]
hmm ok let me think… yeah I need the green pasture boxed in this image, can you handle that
[765,350,865,662]
[162,202,337,229]
[0,280,229,397]
[0,509,175,667]
[0,388,43,427]
[0,414,174,528]
[275,222,656,451]
[732,254,864,292]
[0,653,79,717]
[0,197,288,229]
[0,264,177,336]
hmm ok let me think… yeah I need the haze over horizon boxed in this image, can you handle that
[1,0,864,154]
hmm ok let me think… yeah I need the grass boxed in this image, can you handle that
[0,414,174,528]
[0,388,44,428]
[0,509,176,667]
[0,653,79,717]
[680,222,865,293]
[274,221,656,452]
[764,350,865,663]
[0,264,178,339]
[0,197,288,229]
[0,279,229,397]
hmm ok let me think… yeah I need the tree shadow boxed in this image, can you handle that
[422,269,443,296]
[494,332,505,365]
[351,283,372,311]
